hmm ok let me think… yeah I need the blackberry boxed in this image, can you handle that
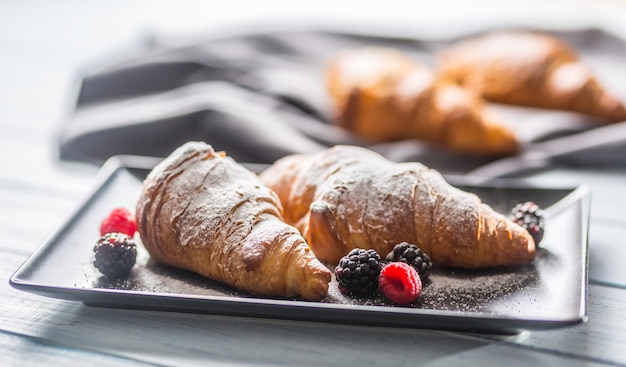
[93,232,137,278]
[509,201,545,245]
[334,248,383,296]
[386,242,432,280]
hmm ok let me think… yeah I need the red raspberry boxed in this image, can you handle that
[378,262,422,304]
[100,207,136,237]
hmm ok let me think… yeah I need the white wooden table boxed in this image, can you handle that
[2,1,626,366]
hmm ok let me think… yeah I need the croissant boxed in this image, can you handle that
[259,145,535,269]
[135,142,331,300]
[438,31,626,121]
[325,47,519,157]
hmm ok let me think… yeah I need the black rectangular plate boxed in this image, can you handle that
[10,155,590,334]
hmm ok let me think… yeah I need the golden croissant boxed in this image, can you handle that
[438,31,626,121]
[136,142,331,300]
[259,145,536,269]
[325,47,519,157]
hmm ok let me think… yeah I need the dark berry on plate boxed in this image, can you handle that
[378,262,422,305]
[93,232,137,278]
[100,207,137,237]
[509,201,545,245]
[334,248,383,296]
[386,242,432,280]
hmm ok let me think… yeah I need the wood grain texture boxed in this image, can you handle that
[423,343,611,367]
[588,221,626,288]
[0,331,156,367]
[520,285,626,366]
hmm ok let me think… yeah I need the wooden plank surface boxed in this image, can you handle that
[0,332,155,367]
[520,285,626,366]
[588,221,626,289]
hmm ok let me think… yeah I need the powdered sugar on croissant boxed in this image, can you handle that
[259,145,535,269]
[136,142,331,300]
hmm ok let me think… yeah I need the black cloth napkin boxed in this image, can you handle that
[58,27,626,176]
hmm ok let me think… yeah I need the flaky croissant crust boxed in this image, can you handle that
[136,142,330,300]
[260,145,536,269]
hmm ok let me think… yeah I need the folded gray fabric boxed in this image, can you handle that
[58,28,626,176]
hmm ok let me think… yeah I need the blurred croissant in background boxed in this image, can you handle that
[438,31,626,122]
[325,47,519,157]
[324,32,626,159]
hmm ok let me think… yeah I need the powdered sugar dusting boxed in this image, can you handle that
[295,145,529,268]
